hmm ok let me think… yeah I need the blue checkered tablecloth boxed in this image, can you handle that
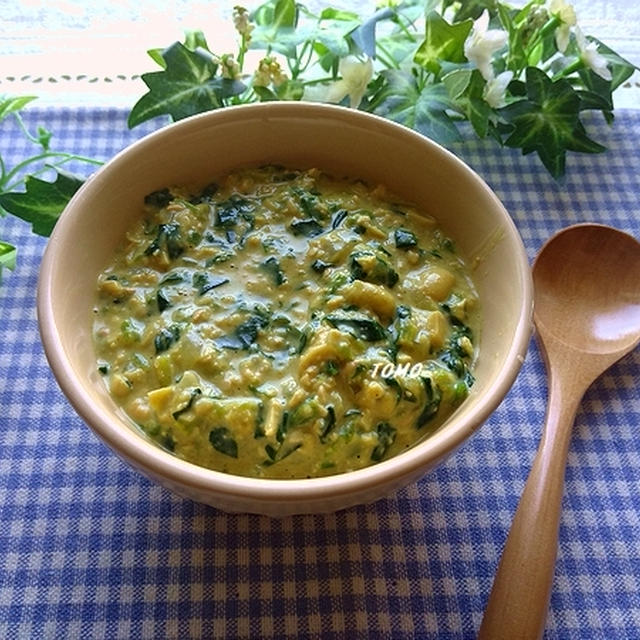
[1,107,639,640]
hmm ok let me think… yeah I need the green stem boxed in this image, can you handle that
[376,42,400,70]
[524,15,560,59]
[393,9,418,42]
[551,58,583,80]
[301,76,339,86]
[237,34,247,71]
[4,152,102,191]
[13,112,43,147]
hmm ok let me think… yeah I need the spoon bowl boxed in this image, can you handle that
[479,223,640,640]
[534,223,640,357]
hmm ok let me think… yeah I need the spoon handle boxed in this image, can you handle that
[477,375,583,640]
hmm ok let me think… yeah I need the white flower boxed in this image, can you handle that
[253,56,288,88]
[575,27,612,80]
[547,0,577,53]
[219,53,240,80]
[483,71,513,108]
[464,10,508,81]
[233,6,254,41]
[326,56,374,108]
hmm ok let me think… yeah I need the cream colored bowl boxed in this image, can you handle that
[38,102,532,515]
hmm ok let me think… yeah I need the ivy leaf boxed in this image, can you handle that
[0,95,37,123]
[465,70,494,138]
[0,170,84,236]
[311,12,360,59]
[252,0,298,29]
[128,42,246,128]
[373,70,461,144]
[250,0,306,57]
[0,241,17,282]
[499,67,605,178]
[589,38,637,92]
[453,0,497,22]
[414,11,473,76]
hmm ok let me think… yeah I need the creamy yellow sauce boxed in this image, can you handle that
[93,166,478,479]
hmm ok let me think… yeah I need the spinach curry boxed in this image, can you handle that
[93,166,478,479]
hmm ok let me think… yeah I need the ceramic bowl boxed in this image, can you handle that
[38,102,533,515]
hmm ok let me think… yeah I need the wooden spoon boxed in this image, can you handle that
[478,223,640,640]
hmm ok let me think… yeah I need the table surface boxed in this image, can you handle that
[1,104,639,639]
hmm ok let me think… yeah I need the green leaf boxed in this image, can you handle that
[253,0,298,29]
[590,38,637,92]
[0,240,17,282]
[275,78,304,100]
[250,0,303,56]
[443,69,472,100]
[414,11,473,76]
[0,170,83,236]
[128,42,245,128]
[463,70,493,138]
[311,16,359,59]
[453,0,497,22]
[250,25,311,57]
[184,29,210,52]
[147,48,167,69]
[320,8,359,21]
[497,4,527,72]
[372,70,461,145]
[0,95,37,123]
[499,67,605,178]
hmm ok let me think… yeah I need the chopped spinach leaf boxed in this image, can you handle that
[254,401,265,438]
[416,377,442,428]
[190,182,218,203]
[324,360,339,376]
[319,406,336,443]
[311,259,333,273]
[209,427,238,458]
[157,289,171,312]
[291,187,322,219]
[159,270,185,285]
[144,188,173,209]
[276,410,290,443]
[371,421,396,461]
[192,272,230,295]
[216,314,269,350]
[260,256,286,286]
[172,388,202,420]
[154,324,181,353]
[290,218,325,237]
[205,251,234,266]
[160,431,176,453]
[97,361,109,375]
[144,222,185,260]
[325,313,387,342]
[349,250,399,288]
[215,195,253,227]
[331,208,349,229]
[394,228,418,249]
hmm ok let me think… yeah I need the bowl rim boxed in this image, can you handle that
[37,101,533,503]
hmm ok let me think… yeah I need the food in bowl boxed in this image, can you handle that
[92,164,479,479]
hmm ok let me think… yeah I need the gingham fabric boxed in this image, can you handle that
[1,108,639,640]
